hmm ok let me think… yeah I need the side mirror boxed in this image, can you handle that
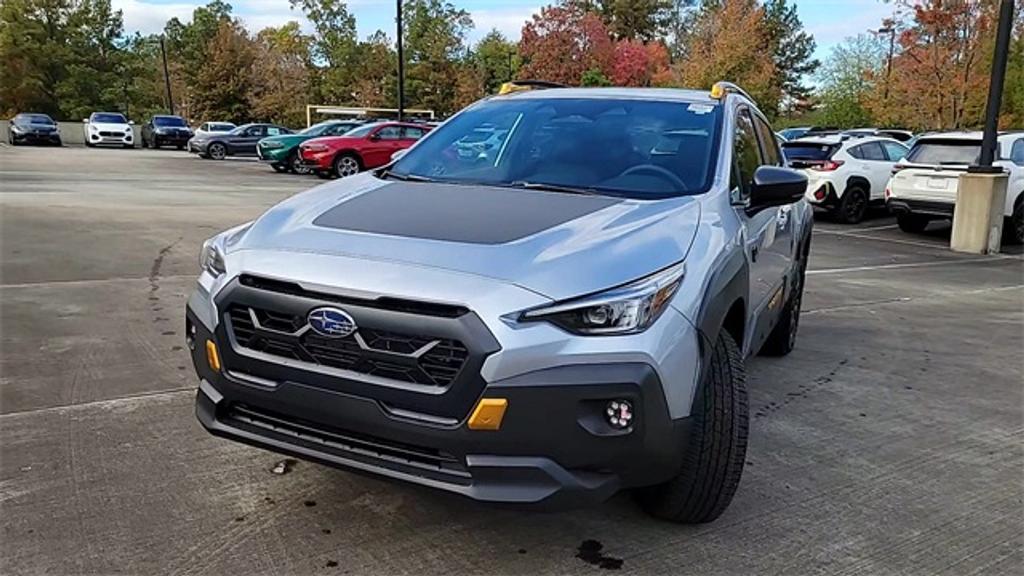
[82,118,88,123]
[129,120,135,125]
[390,149,408,162]
[368,133,380,141]
[747,166,806,213]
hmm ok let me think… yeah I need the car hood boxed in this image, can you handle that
[302,135,359,147]
[260,134,306,146]
[229,173,702,301]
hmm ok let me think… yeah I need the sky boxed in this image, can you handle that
[112,0,899,63]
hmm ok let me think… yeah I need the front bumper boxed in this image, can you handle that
[257,146,290,163]
[12,131,61,144]
[87,131,133,146]
[153,132,192,145]
[187,297,690,508]
[300,151,332,170]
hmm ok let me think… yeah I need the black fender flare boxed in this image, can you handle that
[694,248,749,356]
[844,175,870,197]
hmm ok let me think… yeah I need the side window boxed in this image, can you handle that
[731,108,762,197]
[245,126,264,138]
[1010,139,1024,166]
[326,124,350,136]
[200,123,209,131]
[860,141,887,161]
[882,141,909,162]
[266,126,284,136]
[402,127,425,140]
[376,126,403,140]
[848,145,864,160]
[752,115,782,166]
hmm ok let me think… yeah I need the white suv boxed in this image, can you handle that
[886,132,1024,243]
[83,112,134,148]
[782,135,908,223]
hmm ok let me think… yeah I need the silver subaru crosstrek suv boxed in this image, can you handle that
[186,82,812,523]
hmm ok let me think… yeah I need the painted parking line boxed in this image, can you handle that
[813,228,955,250]
[807,255,1020,276]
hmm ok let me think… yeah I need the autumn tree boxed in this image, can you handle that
[248,22,312,126]
[612,39,671,86]
[190,20,256,124]
[519,4,614,85]
[349,31,398,108]
[671,0,778,111]
[872,0,999,130]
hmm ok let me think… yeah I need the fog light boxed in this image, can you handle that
[605,400,633,429]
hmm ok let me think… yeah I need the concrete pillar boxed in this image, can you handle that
[951,172,1008,254]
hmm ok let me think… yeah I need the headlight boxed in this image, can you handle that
[303,144,328,153]
[199,222,252,277]
[199,239,226,276]
[261,140,283,149]
[520,262,684,335]
[10,125,24,133]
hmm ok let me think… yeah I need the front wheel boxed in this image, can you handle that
[271,162,288,173]
[333,153,361,178]
[761,243,808,357]
[208,143,226,160]
[636,330,748,524]
[896,213,930,234]
[1005,201,1023,245]
[289,151,310,175]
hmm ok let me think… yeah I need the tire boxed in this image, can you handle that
[636,330,748,524]
[289,151,310,175]
[271,162,288,173]
[1005,200,1023,245]
[123,143,134,149]
[141,137,149,149]
[896,213,930,234]
[761,239,809,357]
[208,142,227,160]
[176,144,185,151]
[86,141,95,148]
[333,153,361,178]
[315,170,332,179]
[834,185,868,224]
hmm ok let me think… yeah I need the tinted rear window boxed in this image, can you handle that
[782,142,839,161]
[908,140,980,165]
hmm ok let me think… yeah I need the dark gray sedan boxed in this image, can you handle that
[188,123,292,160]
[8,113,61,146]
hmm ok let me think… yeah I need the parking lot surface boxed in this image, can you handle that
[1,146,1022,575]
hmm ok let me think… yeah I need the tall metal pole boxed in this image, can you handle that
[396,0,405,122]
[973,0,1014,172]
[159,35,174,115]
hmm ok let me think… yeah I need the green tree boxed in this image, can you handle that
[189,20,255,124]
[289,0,357,103]
[403,0,474,115]
[814,34,885,128]
[349,30,398,108]
[580,67,613,85]
[473,29,517,94]
[249,22,312,126]
[762,0,817,113]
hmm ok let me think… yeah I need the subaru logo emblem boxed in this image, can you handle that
[307,307,357,338]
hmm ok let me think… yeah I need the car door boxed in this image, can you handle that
[733,107,788,328]
[851,141,893,200]
[364,125,404,168]
[232,125,265,154]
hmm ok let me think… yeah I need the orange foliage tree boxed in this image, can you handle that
[518,4,615,85]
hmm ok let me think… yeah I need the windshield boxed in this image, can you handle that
[208,123,234,132]
[388,97,723,199]
[907,140,981,165]
[344,124,380,138]
[153,116,187,127]
[16,114,54,125]
[92,113,127,124]
[300,122,335,136]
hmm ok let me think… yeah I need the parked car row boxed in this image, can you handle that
[781,130,1024,243]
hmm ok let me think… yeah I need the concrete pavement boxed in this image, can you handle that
[1,146,1021,575]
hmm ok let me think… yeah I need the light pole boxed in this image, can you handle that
[396,0,405,122]
[159,35,174,115]
[873,25,896,102]
[974,0,1014,171]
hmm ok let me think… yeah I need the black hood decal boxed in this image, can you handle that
[312,181,621,245]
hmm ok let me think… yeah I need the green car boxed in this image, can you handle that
[257,120,364,174]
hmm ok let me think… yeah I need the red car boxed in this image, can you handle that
[299,122,432,179]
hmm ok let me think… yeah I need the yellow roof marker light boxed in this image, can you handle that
[467,398,508,430]
[710,81,755,102]
[206,340,221,373]
[497,80,569,95]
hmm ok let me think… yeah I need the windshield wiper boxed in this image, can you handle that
[379,170,434,182]
[507,181,599,196]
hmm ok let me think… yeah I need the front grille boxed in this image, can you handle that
[99,131,124,137]
[224,404,470,482]
[228,304,470,387]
